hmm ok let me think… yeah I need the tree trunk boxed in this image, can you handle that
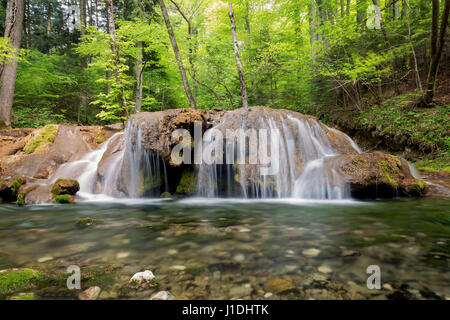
[46,2,52,53]
[135,41,143,113]
[0,0,25,128]
[423,0,450,105]
[228,2,248,108]
[158,0,196,109]
[25,0,31,48]
[105,6,111,95]
[245,1,256,104]
[105,0,128,118]
[79,0,88,125]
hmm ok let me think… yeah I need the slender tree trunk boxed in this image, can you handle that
[105,7,111,95]
[245,1,256,105]
[228,3,248,108]
[135,41,143,113]
[158,0,196,109]
[423,0,450,105]
[79,0,88,125]
[25,0,31,48]
[309,0,318,58]
[105,0,128,118]
[346,0,350,16]
[46,2,52,53]
[0,0,25,128]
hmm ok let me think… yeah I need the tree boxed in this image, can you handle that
[422,0,450,106]
[79,0,88,124]
[158,0,196,109]
[228,2,248,108]
[104,0,128,119]
[0,0,25,128]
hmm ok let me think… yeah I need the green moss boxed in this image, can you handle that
[50,179,80,196]
[139,223,170,232]
[23,125,59,154]
[75,217,102,228]
[16,192,25,206]
[409,181,427,196]
[53,194,72,204]
[380,160,398,188]
[175,169,196,195]
[160,192,172,198]
[8,292,35,300]
[0,268,43,295]
[10,177,25,195]
[167,217,199,224]
[185,267,205,276]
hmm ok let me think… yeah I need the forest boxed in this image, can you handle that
[0,0,448,169]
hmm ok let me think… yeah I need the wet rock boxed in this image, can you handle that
[264,292,273,298]
[170,265,187,271]
[8,292,35,300]
[318,266,333,274]
[37,256,53,263]
[229,286,253,298]
[78,286,101,300]
[325,152,427,199]
[0,176,25,202]
[264,278,296,294]
[302,248,321,258]
[150,291,175,300]
[50,179,80,196]
[75,217,102,228]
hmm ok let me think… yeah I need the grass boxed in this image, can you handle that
[0,268,43,296]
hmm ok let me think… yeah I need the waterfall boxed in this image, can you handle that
[197,109,361,200]
[54,108,364,201]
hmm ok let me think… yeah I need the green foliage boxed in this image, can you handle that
[358,99,450,156]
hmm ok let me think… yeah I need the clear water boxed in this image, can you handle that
[0,198,448,300]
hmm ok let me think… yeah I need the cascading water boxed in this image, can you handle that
[197,109,362,200]
[53,108,364,201]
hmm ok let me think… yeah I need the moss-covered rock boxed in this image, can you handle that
[53,194,73,204]
[23,125,59,154]
[75,217,102,228]
[16,192,25,206]
[51,179,80,196]
[160,192,172,198]
[0,177,25,202]
[0,268,43,296]
[175,169,196,195]
[328,152,427,199]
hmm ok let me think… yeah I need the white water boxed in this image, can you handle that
[197,112,361,199]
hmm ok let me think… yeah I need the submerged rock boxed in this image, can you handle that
[264,278,296,295]
[129,270,155,285]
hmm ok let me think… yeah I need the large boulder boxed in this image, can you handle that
[51,179,80,196]
[325,152,427,198]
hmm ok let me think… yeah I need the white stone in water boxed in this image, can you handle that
[233,254,245,262]
[318,265,333,274]
[239,228,251,233]
[286,250,295,255]
[37,256,53,263]
[264,292,273,298]
[130,270,155,283]
[150,291,175,300]
[170,265,186,271]
[168,249,178,255]
[302,248,321,258]
[116,252,130,259]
